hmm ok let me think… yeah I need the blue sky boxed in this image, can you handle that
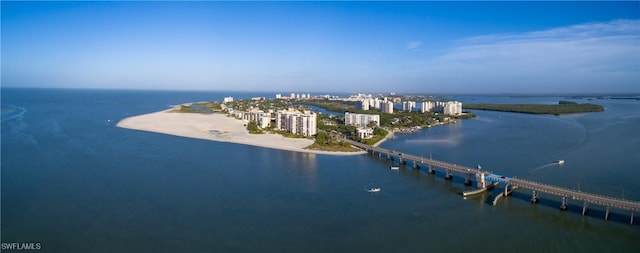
[2,1,639,93]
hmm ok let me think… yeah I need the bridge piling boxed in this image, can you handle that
[445,169,453,180]
[582,202,588,216]
[476,173,486,189]
[605,206,610,221]
[531,190,539,203]
[560,197,568,211]
[464,173,472,186]
[427,165,435,174]
[631,212,634,225]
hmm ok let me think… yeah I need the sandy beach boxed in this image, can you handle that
[117,110,365,156]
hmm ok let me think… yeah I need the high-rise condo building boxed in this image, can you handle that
[379,101,394,114]
[344,112,380,127]
[276,109,317,136]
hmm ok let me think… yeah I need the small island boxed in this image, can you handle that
[463,102,604,115]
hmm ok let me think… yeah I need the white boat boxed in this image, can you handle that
[390,166,399,170]
[368,188,381,193]
[557,160,565,165]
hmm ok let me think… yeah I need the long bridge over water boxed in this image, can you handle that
[344,139,640,224]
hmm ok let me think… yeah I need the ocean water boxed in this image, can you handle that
[2,88,639,252]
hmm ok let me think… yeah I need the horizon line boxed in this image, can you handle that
[1,86,639,97]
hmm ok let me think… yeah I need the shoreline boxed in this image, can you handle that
[372,131,394,147]
[117,109,366,156]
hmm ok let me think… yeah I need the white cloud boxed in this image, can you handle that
[406,40,423,50]
[414,20,640,93]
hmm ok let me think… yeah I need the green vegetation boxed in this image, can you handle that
[224,98,292,112]
[314,131,331,145]
[170,105,209,113]
[170,102,223,114]
[246,121,263,134]
[463,103,604,115]
[360,127,389,146]
[193,102,223,111]
[307,130,361,152]
[306,142,361,152]
[298,100,355,113]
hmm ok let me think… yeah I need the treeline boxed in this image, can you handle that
[298,100,356,113]
[170,102,223,114]
[463,103,604,115]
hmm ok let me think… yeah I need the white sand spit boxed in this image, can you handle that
[117,110,365,156]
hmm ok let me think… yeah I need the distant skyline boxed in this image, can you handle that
[2,1,639,93]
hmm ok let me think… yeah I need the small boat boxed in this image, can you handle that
[557,160,565,165]
[390,166,399,170]
[368,188,381,193]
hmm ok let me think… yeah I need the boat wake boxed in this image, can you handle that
[1,104,27,122]
[529,163,558,173]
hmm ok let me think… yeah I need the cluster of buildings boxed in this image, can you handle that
[275,93,313,100]
[227,108,272,129]
[221,93,463,141]
[420,101,463,115]
[355,98,395,113]
[356,98,463,116]
[224,100,317,137]
[344,112,380,139]
[402,101,416,112]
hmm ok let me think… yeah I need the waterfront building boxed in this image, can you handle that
[402,101,416,112]
[420,101,435,113]
[419,101,462,115]
[379,101,394,114]
[276,109,317,136]
[355,100,370,111]
[223,96,234,103]
[370,98,380,109]
[356,127,374,139]
[344,112,380,127]
[275,94,281,99]
[443,101,462,115]
[240,110,271,128]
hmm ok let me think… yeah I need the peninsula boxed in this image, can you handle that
[117,92,475,155]
[117,108,366,156]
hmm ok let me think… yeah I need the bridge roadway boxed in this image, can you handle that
[345,139,640,213]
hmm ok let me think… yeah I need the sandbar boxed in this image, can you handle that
[117,109,366,156]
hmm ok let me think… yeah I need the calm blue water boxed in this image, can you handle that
[2,88,639,252]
